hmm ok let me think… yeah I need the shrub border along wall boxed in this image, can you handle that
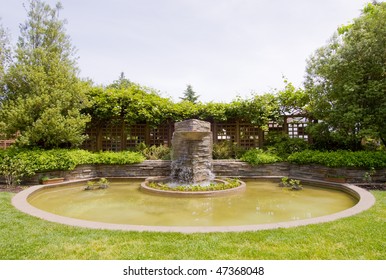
[2,149,385,186]
[18,160,386,185]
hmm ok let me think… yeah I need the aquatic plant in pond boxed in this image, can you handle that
[147,178,241,192]
[84,178,110,190]
[25,179,358,227]
[141,119,247,196]
[279,177,303,190]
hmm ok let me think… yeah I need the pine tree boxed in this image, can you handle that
[0,0,90,148]
[108,72,132,89]
[180,84,199,103]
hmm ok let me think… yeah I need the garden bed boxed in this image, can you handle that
[0,185,24,193]
[355,183,386,191]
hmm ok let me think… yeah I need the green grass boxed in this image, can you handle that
[0,191,385,260]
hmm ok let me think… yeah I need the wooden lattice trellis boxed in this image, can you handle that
[213,122,237,142]
[149,123,173,146]
[81,116,311,151]
[0,116,311,151]
[286,117,309,140]
[0,139,16,149]
[239,123,262,148]
[126,124,147,147]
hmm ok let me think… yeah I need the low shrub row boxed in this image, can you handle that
[212,141,247,159]
[0,148,145,186]
[288,150,386,168]
[1,147,385,186]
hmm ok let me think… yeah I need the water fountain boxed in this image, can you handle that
[140,119,245,196]
[170,119,214,185]
[11,121,374,233]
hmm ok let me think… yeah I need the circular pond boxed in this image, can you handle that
[12,178,375,232]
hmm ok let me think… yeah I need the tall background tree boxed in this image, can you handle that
[305,2,386,150]
[180,84,200,104]
[0,0,90,148]
[0,20,11,136]
[0,20,11,100]
[107,72,132,89]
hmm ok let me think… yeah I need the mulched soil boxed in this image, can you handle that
[0,185,25,193]
[355,183,386,191]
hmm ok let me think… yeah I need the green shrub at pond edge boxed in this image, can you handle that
[91,150,145,165]
[135,143,171,160]
[0,148,145,186]
[288,150,386,168]
[212,141,247,159]
[240,148,282,165]
[264,133,310,158]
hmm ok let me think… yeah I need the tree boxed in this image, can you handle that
[0,20,11,100]
[85,83,177,126]
[180,84,199,103]
[276,79,309,116]
[107,72,132,89]
[305,2,386,149]
[0,0,90,148]
[239,93,280,130]
[0,21,11,136]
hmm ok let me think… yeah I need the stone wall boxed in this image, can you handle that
[21,161,171,185]
[289,164,386,183]
[3,160,386,185]
[213,160,289,177]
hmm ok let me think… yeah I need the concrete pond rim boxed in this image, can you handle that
[11,177,376,233]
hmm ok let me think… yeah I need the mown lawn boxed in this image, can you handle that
[0,191,385,260]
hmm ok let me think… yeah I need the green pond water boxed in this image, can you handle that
[28,179,357,226]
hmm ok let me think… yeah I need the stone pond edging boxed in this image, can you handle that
[10,160,380,233]
[11,178,376,233]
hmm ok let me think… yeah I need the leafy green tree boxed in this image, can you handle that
[0,0,90,148]
[180,84,199,103]
[0,20,11,100]
[85,83,176,126]
[0,22,11,136]
[197,102,229,121]
[276,79,309,116]
[171,99,199,121]
[305,2,386,149]
[232,93,280,130]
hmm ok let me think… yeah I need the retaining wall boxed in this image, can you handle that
[213,160,289,177]
[288,164,386,183]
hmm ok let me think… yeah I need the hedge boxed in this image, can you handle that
[0,148,145,186]
[287,150,386,168]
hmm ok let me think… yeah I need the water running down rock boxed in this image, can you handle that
[170,119,215,185]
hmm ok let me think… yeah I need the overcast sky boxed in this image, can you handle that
[0,0,373,102]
